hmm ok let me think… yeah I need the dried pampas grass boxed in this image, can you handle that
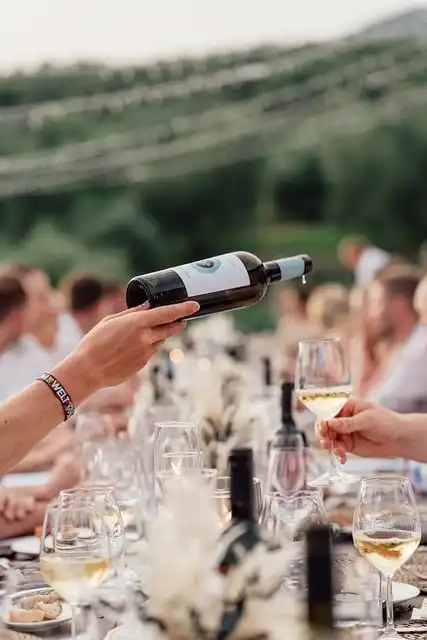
[135,479,305,640]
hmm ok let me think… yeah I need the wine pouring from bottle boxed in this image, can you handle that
[126,251,313,319]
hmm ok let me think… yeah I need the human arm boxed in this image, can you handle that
[317,396,427,463]
[10,424,77,473]
[0,301,199,474]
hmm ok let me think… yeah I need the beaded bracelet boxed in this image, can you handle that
[37,373,75,421]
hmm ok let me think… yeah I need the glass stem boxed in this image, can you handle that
[329,446,339,474]
[385,574,394,633]
[71,605,79,639]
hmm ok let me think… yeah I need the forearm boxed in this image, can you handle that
[0,503,47,541]
[11,425,76,473]
[398,413,427,462]
[0,354,99,475]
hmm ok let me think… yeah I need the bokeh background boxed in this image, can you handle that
[1,0,427,330]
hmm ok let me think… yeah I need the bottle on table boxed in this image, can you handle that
[306,524,335,637]
[216,447,260,575]
[267,381,308,492]
[126,251,313,319]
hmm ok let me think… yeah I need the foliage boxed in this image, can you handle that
[1,37,427,328]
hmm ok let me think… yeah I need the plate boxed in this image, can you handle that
[3,588,72,632]
[11,537,40,557]
[383,582,420,604]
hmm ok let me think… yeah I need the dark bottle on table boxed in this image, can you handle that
[262,356,272,389]
[126,251,313,319]
[306,524,335,637]
[267,381,308,491]
[217,447,260,575]
[271,381,309,450]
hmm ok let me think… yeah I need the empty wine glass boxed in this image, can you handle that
[265,435,306,493]
[295,338,359,487]
[157,468,218,505]
[214,476,263,528]
[40,500,110,639]
[159,450,203,473]
[260,488,327,590]
[154,421,200,473]
[353,477,421,640]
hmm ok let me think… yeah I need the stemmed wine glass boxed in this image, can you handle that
[40,500,111,639]
[295,338,359,487]
[353,477,421,639]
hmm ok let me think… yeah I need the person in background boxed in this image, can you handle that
[414,273,427,325]
[58,271,115,345]
[338,235,390,285]
[277,285,313,379]
[103,278,127,314]
[0,273,52,402]
[305,283,350,346]
[358,266,427,412]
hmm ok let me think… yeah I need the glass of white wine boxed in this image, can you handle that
[40,500,111,639]
[295,337,359,487]
[353,477,421,639]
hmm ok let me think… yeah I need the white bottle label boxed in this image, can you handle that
[173,253,250,297]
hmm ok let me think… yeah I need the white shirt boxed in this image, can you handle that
[366,324,427,413]
[354,246,390,284]
[48,313,84,365]
[0,335,53,402]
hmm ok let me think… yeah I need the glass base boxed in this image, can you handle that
[309,470,360,488]
[379,628,400,640]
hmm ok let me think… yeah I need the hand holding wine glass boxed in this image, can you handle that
[295,338,359,487]
[353,477,421,639]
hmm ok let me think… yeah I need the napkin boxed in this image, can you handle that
[411,597,427,620]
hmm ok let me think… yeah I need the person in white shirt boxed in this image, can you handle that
[0,272,52,403]
[359,267,427,413]
[338,236,391,285]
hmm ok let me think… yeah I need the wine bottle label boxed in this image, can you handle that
[173,253,250,297]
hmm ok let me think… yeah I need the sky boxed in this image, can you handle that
[0,0,421,71]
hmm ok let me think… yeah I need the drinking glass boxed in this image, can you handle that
[353,477,421,639]
[40,500,110,639]
[153,421,200,473]
[295,338,359,487]
[75,411,115,442]
[157,468,218,504]
[159,450,203,473]
[214,476,263,528]
[59,486,125,572]
[265,436,306,493]
[260,488,327,590]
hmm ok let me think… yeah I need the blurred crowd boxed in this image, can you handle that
[0,264,136,538]
[2,234,427,540]
[279,235,427,415]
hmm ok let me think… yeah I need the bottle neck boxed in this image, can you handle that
[281,382,296,428]
[229,449,255,522]
[265,255,313,283]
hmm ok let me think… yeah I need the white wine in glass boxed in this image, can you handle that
[295,338,359,487]
[353,477,421,640]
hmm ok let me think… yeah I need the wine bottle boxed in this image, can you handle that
[261,356,272,388]
[126,251,312,319]
[217,447,260,575]
[270,381,308,449]
[306,524,334,635]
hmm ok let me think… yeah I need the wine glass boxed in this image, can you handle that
[159,450,203,473]
[59,486,125,574]
[153,421,200,474]
[157,468,218,505]
[265,435,306,493]
[40,500,111,639]
[353,477,421,639]
[260,488,327,590]
[295,338,359,487]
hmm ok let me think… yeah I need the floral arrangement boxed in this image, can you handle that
[190,357,265,475]
[133,480,305,640]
